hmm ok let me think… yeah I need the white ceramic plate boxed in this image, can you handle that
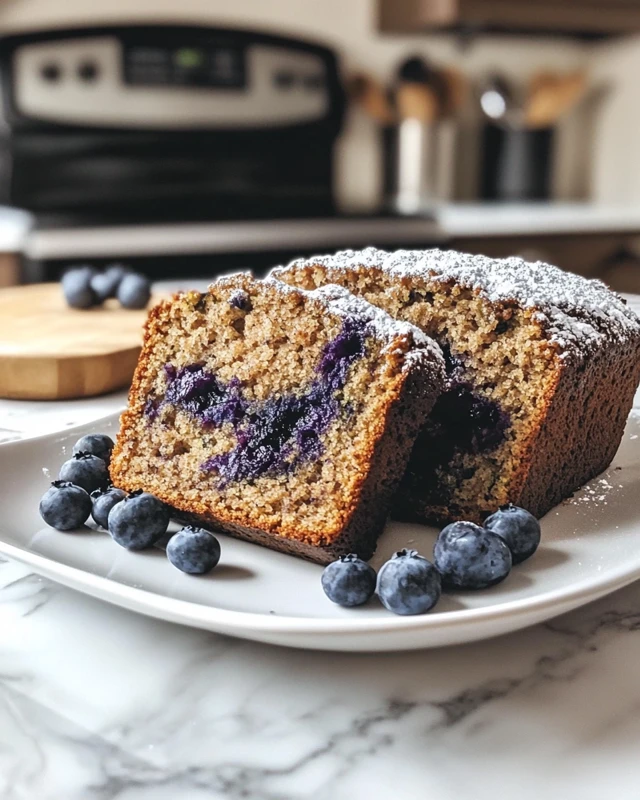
[0,411,639,652]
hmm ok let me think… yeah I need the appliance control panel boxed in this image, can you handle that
[10,29,333,129]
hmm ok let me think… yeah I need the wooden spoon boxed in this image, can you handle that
[396,82,440,123]
[347,72,396,126]
[525,71,587,129]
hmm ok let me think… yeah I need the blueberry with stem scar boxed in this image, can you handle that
[376,549,441,615]
[107,490,170,550]
[59,452,109,493]
[39,481,92,531]
[321,554,376,607]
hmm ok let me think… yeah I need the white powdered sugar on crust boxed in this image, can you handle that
[262,276,444,374]
[312,283,444,373]
[274,247,640,362]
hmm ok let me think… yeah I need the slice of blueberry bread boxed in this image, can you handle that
[110,275,445,564]
[273,247,640,523]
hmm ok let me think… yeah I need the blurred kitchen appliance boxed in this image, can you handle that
[383,56,463,214]
[480,125,554,201]
[0,25,345,223]
[478,71,586,202]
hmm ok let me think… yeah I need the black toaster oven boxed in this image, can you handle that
[0,25,346,224]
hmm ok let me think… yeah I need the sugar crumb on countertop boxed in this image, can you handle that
[567,475,617,507]
[274,247,640,360]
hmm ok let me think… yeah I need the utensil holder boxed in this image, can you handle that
[384,119,456,214]
[480,124,555,201]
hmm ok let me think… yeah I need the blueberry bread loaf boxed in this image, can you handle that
[274,247,640,523]
[110,274,445,564]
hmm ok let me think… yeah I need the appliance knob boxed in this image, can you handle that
[40,62,62,82]
[78,61,99,82]
[273,70,296,90]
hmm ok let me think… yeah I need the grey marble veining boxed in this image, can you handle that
[2,543,640,800]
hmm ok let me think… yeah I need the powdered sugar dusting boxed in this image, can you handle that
[310,283,430,345]
[262,276,444,373]
[567,476,617,509]
[213,273,444,377]
[275,247,640,362]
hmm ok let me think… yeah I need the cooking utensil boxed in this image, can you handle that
[397,54,434,84]
[396,54,446,119]
[347,72,396,126]
[479,74,518,124]
[395,82,440,123]
[525,71,587,129]
[438,66,468,118]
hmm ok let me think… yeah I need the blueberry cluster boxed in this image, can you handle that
[38,432,221,576]
[39,433,114,528]
[322,550,441,615]
[61,264,151,310]
[321,504,541,615]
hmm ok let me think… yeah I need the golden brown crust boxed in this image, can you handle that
[516,339,640,517]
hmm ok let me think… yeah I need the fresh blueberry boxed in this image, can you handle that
[91,486,126,529]
[72,433,115,465]
[91,263,131,301]
[484,503,541,564]
[376,549,441,615]
[166,526,221,575]
[39,480,92,530]
[66,264,98,281]
[107,490,170,550]
[117,272,151,310]
[434,521,512,590]
[228,289,252,311]
[90,272,118,302]
[61,267,98,309]
[321,553,376,607]
[59,452,109,493]
[105,263,131,282]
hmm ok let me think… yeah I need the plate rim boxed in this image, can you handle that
[1,411,639,638]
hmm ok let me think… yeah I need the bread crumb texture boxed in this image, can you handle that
[110,274,444,562]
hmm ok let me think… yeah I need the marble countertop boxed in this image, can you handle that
[2,300,640,799]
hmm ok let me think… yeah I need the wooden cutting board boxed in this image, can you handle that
[0,283,163,400]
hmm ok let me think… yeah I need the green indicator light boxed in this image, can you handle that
[174,48,204,69]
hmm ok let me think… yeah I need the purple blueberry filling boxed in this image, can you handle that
[437,341,509,454]
[406,341,511,491]
[145,318,368,485]
[228,289,252,311]
[424,382,510,458]
[143,397,160,421]
[164,365,247,427]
